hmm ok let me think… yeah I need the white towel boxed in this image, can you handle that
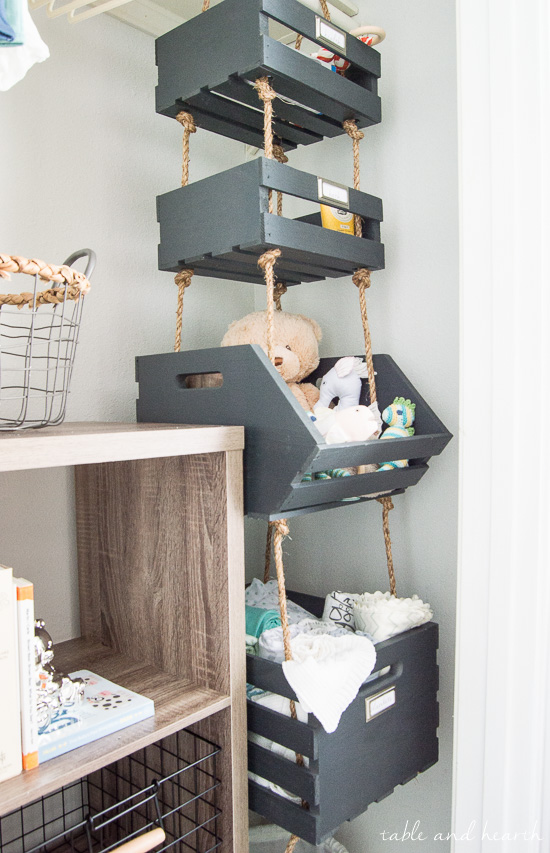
[0,4,49,92]
[354,591,433,642]
[282,632,376,733]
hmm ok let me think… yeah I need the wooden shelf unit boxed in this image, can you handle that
[0,423,247,853]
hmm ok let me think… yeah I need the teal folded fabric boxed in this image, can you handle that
[245,605,281,638]
[1,0,23,45]
[0,0,15,43]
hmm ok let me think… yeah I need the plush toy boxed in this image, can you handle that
[221,310,322,411]
[378,396,416,470]
[315,356,369,411]
[312,404,381,445]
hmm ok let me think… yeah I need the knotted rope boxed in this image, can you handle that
[173,111,197,351]
[0,254,91,308]
[258,249,281,362]
[255,76,278,218]
[273,144,289,217]
[343,119,364,236]
[174,269,193,352]
[295,0,330,50]
[378,497,396,595]
[271,518,306,853]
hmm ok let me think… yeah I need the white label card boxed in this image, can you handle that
[316,17,347,51]
[365,687,396,722]
[318,178,349,207]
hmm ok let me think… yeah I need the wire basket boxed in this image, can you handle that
[0,249,96,431]
[0,729,221,853]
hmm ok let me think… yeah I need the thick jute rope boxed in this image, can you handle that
[274,281,287,311]
[173,111,197,351]
[273,144,289,217]
[254,77,277,216]
[379,497,397,595]
[295,0,330,50]
[0,255,91,306]
[258,249,281,362]
[351,271,398,596]
[343,119,365,237]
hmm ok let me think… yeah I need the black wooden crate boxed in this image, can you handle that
[157,157,384,285]
[156,0,381,151]
[247,590,439,844]
[136,347,452,520]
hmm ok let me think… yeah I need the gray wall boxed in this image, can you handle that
[1,2,458,850]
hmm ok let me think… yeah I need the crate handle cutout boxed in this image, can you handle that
[176,372,224,389]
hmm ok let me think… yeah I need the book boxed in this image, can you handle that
[38,671,155,763]
[0,565,22,782]
[13,577,38,771]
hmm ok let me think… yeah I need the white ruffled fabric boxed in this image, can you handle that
[354,591,433,642]
[282,632,376,733]
[258,617,353,662]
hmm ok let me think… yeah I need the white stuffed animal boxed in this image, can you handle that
[314,357,370,411]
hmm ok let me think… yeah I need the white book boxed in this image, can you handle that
[0,565,22,782]
[13,577,38,771]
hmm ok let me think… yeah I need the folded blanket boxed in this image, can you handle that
[245,578,314,624]
[247,689,309,803]
[282,632,377,733]
[245,605,281,637]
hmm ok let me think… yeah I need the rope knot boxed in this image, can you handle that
[273,144,289,164]
[352,268,371,289]
[254,76,277,103]
[343,119,365,142]
[175,111,197,134]
[275,519,290,538]
[175,269,194,289]
[377,496,394,511]
[258,248,281,271]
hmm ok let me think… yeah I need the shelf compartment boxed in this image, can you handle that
[247,590,439,845]
[135,347,452,519]
[0,728,222,853]
[157,157,384,284]
[155,0,381,150]
[0,639,230,817]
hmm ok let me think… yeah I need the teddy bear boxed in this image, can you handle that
[221,309,322,411]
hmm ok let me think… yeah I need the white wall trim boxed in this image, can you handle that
[454,1,550,850]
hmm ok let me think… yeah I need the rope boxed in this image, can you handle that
[295,0,330,50]
[258,249,281,362]
[254,77,278,215]
[264,523,273,583]
[377,496,397,595]
[174,269,193,352]
[176,111,196,189]
[201,0,210,8]
[273,282,287,310]
[352,269,376,402]
[172,113,197,350]
[343,119,364,236]
[273,144,289,217]
[0,254,91,293]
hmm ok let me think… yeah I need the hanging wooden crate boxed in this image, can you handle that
[155,0,381,151]
[247,589,439,845]
[157,157,384,284]
[136,347,452,520]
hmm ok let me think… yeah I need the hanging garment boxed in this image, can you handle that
[0,0,15,43]
[0,3,49,91]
